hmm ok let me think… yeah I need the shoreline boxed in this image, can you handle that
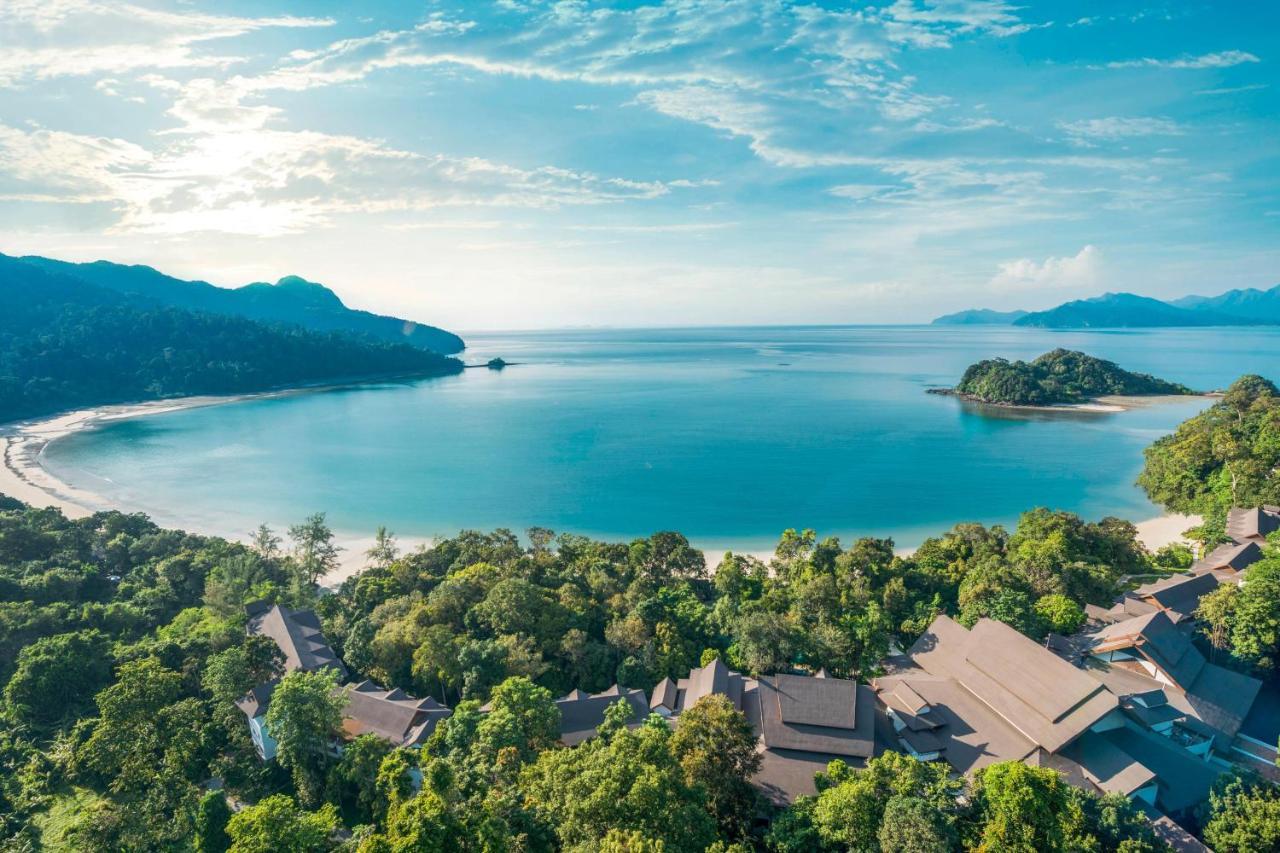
[929,389,1218,414]
[0,391,1204,588]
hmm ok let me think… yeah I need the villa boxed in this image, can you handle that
[655,658,887,804]
[553,685,649,745]
[872,615,1246,842]
[237,601,451,760]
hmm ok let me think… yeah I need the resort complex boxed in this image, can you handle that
[233,506,1280,848]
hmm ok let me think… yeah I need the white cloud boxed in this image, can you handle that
[0,0,332,85]
[0,118,686,236]
[1058,116,1183,144]
[989,245,1101,292]
[1095,50,1260,71]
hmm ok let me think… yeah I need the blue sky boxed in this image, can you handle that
[0,1,1276,328]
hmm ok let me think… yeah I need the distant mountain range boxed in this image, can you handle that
[14,254,464,354]
[933,284,1280,328]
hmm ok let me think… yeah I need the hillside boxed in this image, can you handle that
[952,348,1193,406]
[931,308,1029,325]
[933,284,1280,328]
[15,254,465,355]
[1172,283,1280,323]
[1014,293,1238,328]
[0,256,461,421]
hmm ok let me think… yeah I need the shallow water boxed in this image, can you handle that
[42,325,1280,551]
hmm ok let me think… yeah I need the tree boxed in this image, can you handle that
[365,526,399,570]
[1226,557,1280,669]
[730,610,798,675]
[473,676,559,768]
[289,513,341,587]
[225,794,339,853]
[195,790,233,853]
[203,636,285,725]
[2,629,113,728]
[264,668,346,805]
[328,733,391,824]
[970,761,1079,852]
[251,524,282,559]
[519,716,717,850]
[670,694,761,838]
[878,794,955,852]
[1196,582,1240,658]
[1034,593,1086,635]
[1204,774,1280,852]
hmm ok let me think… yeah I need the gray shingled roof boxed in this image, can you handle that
[755,675,875,758]
[556,685,649,745]
[1098,725,1224,815]
[245,601,348,679]
[1226,506,1280,543]
[902,616,1117,754]
[650,677,677,712]
[342,681,451,747]
[1060,730,1156,797]
[1129,572,1220,622]
[1193,540,1262,574]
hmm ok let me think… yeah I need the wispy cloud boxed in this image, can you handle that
[0,0,332,85]
[1094,50,1260,70]
[1058,116,1184,145]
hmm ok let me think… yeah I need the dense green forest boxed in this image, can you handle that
[1139,375,1280,538]
[14,254,465,356]
[0,257,462,421]
[952,348,1192,406]
[0,495,1272,850]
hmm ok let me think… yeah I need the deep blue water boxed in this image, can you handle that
[42,326,1280,552]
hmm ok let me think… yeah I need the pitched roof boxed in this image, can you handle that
[1226,506,1280,543]
[341,681,451,747]
[1059,730,1156,797]
[755,674,875,759]
[1193,540,1262,574]
[904,616,1117,754]
[673,659,754,714]
[1097,725,1225,815]
[650,677,677,712]
[245,601,348,679]
[1130,572,1220,622]
[874,672,1036,774]
[556,685,649,746]
[1092,612,1206,690]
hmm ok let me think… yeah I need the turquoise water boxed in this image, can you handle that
[42,326,1280,552]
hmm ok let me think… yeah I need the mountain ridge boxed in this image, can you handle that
[14,255,464,354]
[934,283,1280,328]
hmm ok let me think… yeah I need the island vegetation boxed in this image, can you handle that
[946,348,1193,407]
[0,256,462,421]
[1,375,1278,849]
[13,253,465,355]
[1139,375,1280,541]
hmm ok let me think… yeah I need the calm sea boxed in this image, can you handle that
[41,326,1280,552]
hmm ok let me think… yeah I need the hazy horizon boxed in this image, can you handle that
[1,1,1277,330]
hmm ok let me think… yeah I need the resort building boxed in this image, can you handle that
[553,685,650,745]
[1226,505,1280,543]
[872,615,1251,837]
[655,658,886,804]
[1086,571,1221,626]
[237,601,451,760]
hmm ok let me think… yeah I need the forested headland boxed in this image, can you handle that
[947,348,1192,406]
[0,256,462,421]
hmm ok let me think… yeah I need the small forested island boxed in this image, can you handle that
[938,348,1193,407]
